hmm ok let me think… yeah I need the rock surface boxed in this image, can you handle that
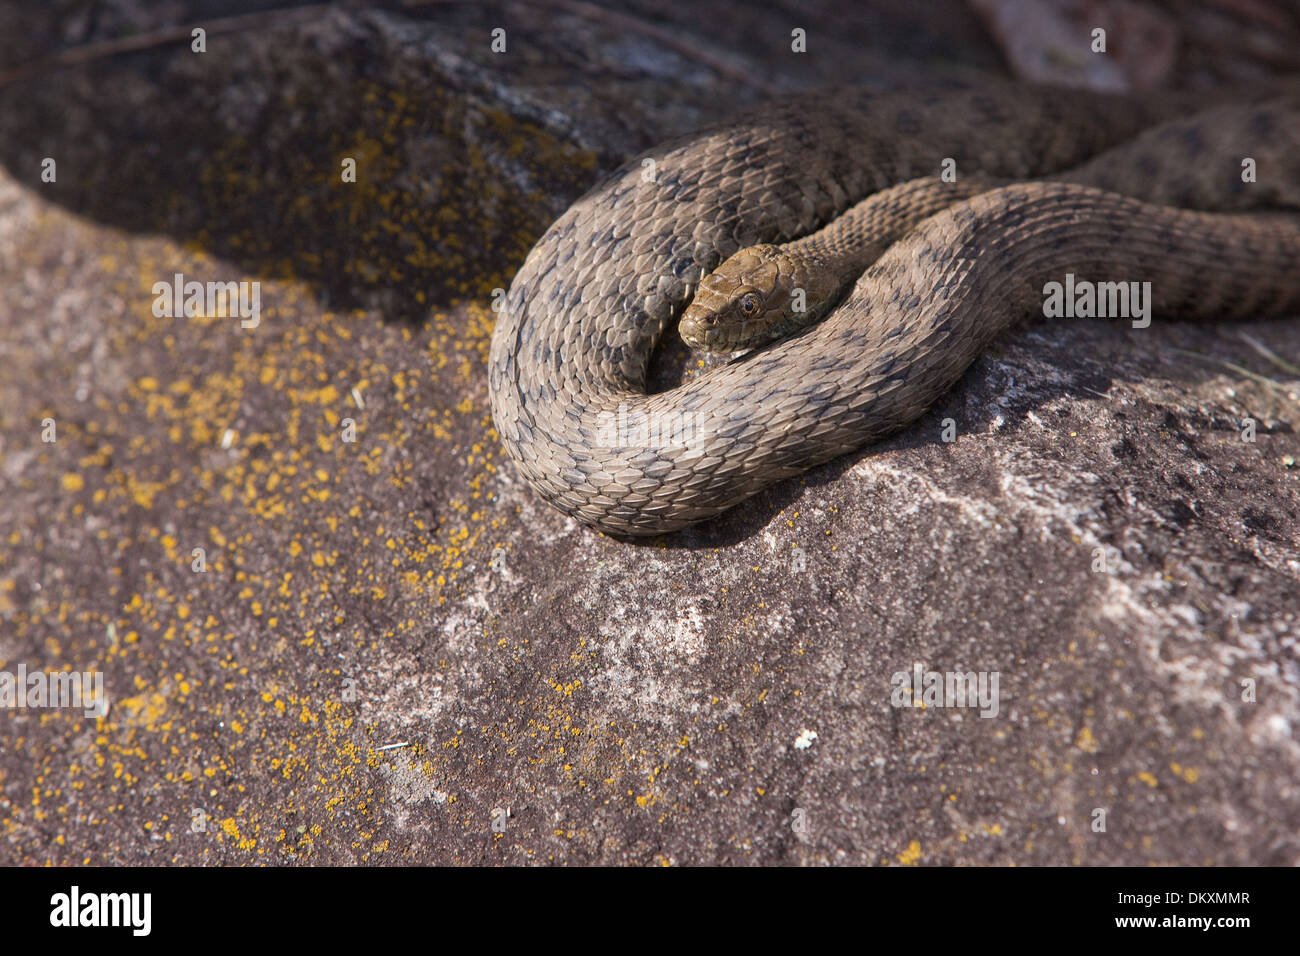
[1,1,1299,865]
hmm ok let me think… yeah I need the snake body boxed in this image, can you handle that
[488,83,1300,536]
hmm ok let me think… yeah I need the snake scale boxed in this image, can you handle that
[488,81,1300,536]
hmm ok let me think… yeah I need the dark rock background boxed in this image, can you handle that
[1,0,1299,864]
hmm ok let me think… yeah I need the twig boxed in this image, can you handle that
[1236,330,1300,376]
[1168,346,1297,404]
[404,0,781,95]
[0,3,338,88]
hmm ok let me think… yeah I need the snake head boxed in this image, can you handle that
[680,244,831,352]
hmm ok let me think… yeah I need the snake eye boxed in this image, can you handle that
[739,293,760,317]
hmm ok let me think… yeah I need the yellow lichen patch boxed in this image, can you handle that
[116,692,169,729]
[0,77,645,867]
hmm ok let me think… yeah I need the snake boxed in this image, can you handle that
[487,81,1300,536]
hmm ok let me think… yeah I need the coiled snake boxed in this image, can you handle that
[488,82,1300,536]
